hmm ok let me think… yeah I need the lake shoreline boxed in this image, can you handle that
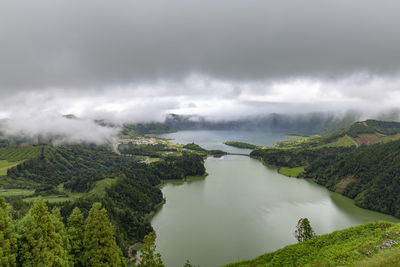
[153,130,399,267]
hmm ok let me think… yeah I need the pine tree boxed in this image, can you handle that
[17,198,71,266]
[67,207,84,266]
[82,202,125,267]
[140,231,164,267]
[294,218,316,242]
[51,207,71,263]
[0,196,17,266]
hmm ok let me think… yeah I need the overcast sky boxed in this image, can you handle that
[1,0,400,140]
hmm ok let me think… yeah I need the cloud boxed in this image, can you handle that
[0,0,400,136]
[1,112,120,145]
[1,0,400,92]
[0,73,399,123]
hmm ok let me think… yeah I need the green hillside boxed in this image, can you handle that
[270,120,400,150]
[0,146,41,176]
[306,138,400,217]
[250,120,400,218]
[0,143,206,256]
[224,221,400,267]
[0,146,40,162]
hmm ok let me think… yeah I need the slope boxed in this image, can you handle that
[224,221,400,267]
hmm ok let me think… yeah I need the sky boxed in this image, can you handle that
[1,0,400,141]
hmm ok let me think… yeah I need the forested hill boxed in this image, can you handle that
[306,139,400,217]
[250,120,400,218]
[0,144,206,256]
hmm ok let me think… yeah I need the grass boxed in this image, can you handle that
[0,176,40,189]
[0,188,34,197]
[0,160,24,176]
[278,166,305,177]
[352,247,400,266]
[23,196,74,203]
[0,146,41,176]
[284,134,320,140]
[315,135,357,149]
[23,178,119,203]
[224,221,400,267]
[0,146,40,162]
[84,178,118,199]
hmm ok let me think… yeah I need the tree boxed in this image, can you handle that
[67,207,84,266]
[0,196,17,266]
[82,202,125,267]
[17,198,70,266]
[51,207,71,257]
[183,260,199,267]
[294,218,316,242]
[139,231,164,267]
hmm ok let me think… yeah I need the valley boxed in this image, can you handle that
[2,120,400,266]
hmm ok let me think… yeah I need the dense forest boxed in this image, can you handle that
[121,122,173,137]
[223,141,258,149]
[118,143,176,157]
[250,120,400,218]
[305,140,400,217]
[2,144,206,257]
[0,197,126,266]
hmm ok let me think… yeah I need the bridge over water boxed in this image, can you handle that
[226,153,250,157]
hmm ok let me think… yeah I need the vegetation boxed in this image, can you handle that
[4,119,400,266]
[223,141,258,149]
[278,166,305,177]
[294,218,316,242]
[0,142,207,257]
[0,146,41,176]
[1,198,125,266]
[118,140,226,159]
[0,160,23,176]
[82,202,125,266]
[118,143,176,157]
[0,146,40,162]
[183,143,227,157]
[261,120,400,151]
[305,139,400,217]
[225,221,400,266]
[139,231,164,267]
[121,122,173,138]
[285,134,320,140]
[251,120,400,218]
[0,196,17,266]
[17,199,70,266]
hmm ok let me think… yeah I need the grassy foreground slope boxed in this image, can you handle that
[224,221,400,267]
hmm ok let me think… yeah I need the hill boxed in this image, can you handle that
[0,143,206,255]
[250,120,400,218]
[270,120,400,150]
[224,221,400,266]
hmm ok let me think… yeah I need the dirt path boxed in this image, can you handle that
[345,135,359,148]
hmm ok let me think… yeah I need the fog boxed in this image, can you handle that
[0,113,119,145]
[0,1,400,143]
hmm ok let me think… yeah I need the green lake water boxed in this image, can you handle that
[152,131,399,267]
